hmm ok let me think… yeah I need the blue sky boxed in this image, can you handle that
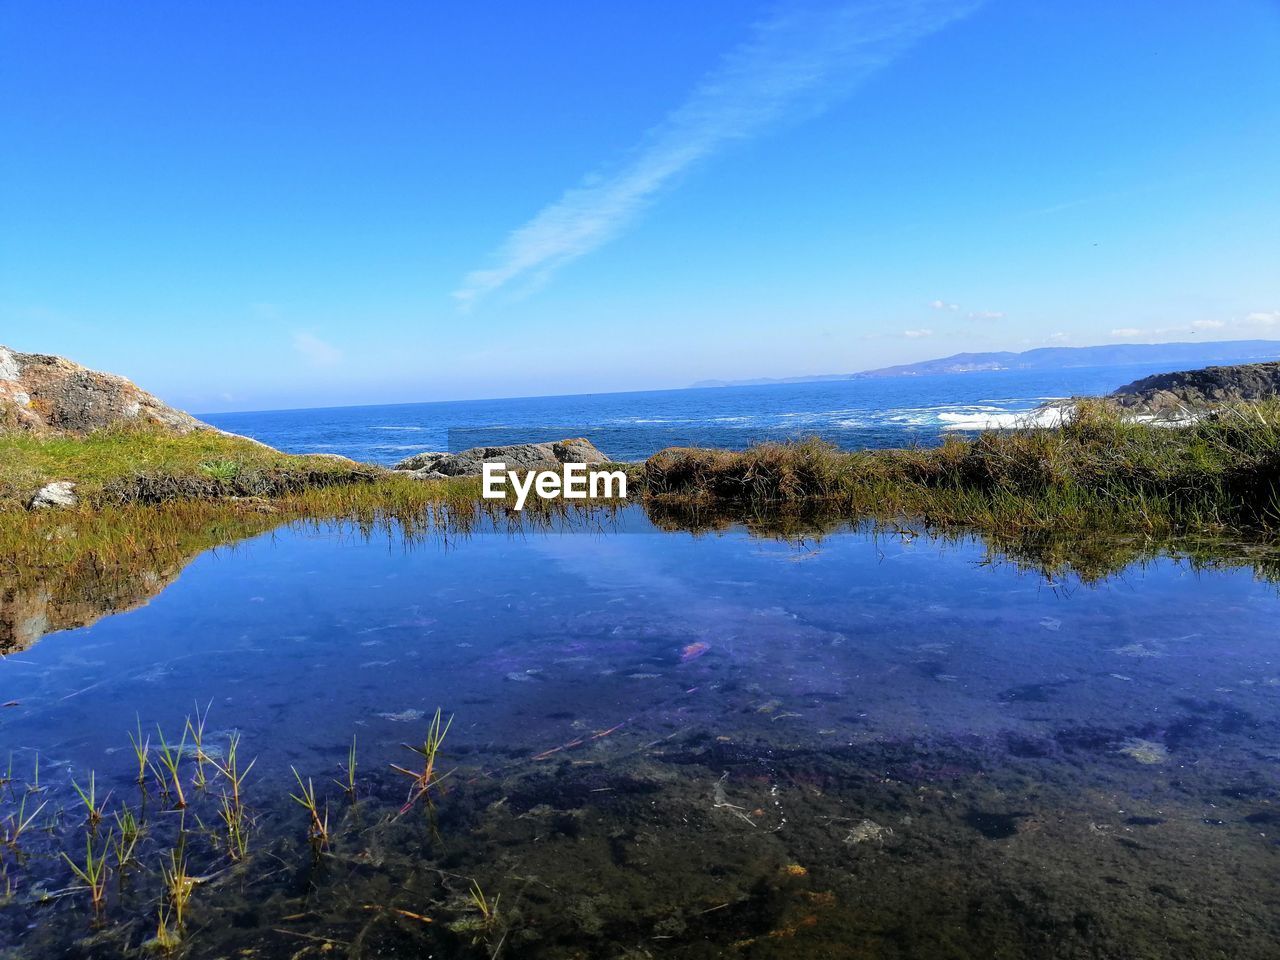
[2,1,1279,412]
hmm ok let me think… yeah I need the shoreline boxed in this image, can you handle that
[6,398,1280,649]
[3,397,1275,523]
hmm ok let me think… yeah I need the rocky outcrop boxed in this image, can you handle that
[1111,362,1280,414]
[395,438,610,478]
[0,344,209,435]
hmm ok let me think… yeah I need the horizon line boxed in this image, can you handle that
[195,337,1280,418]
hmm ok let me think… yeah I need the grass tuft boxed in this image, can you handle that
[289,768,329,846]
[71,771,108,828]
[391,708,453,814]
[333,735,358,803]
[62,832,110,913]
[152,725,188,809]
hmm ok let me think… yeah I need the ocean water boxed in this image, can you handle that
[201,363,1184,464]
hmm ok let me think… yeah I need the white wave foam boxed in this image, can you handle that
[939,406,1068,431]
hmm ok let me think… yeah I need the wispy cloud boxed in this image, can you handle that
[454,0,981,307]
[293,331,343,367]
[902,328,934,339]
[930,300,1004,320]
[1110,311,1280,340]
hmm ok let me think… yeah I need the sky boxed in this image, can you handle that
[2,0,1279,412]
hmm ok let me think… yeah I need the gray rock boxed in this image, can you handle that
[394,451,450,472]
[1111,362,1280,414]
[31,480,77,509]
[393,438,610,478]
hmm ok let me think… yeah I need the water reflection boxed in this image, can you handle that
[1,506,1277,957]
[0,567,186,655]
[6,500,1280,658]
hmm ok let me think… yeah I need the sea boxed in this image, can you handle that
[199,363,1183,464]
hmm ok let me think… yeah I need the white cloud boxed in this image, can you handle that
[930,299,960,311]
[967,310,1004,320]
[292,331,343,367]
[1107,311,1280,341]
[1046,332,1069,344]
[454,0,982,307]
[902,328,934,339]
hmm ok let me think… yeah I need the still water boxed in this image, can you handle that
[1,510,1277,957]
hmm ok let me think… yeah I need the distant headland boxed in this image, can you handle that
[692,339,1280,387]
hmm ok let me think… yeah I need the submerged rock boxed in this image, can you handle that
[394,437,611,478]
[0,344,210,435]
[844,818,894,845]
[1118,737,1169,765]
[680,641,711,662]
[377,709,425,722]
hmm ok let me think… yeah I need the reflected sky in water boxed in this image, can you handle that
[4,511,1276,792]
[2,510,1278,957]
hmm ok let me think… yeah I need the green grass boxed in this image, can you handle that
[71,770,106,827]
[393,707,453,814]
[642,400,1280,535]
[289,767,329,845]
[0,424,375,506]
[61,833,110,912]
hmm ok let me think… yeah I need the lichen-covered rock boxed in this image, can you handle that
[552,438,608,463]
[394,438,610,477]
[0,344,208,435]
[395,451,450,472]
[30,481,77,509]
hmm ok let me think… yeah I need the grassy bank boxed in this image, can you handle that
[643,400,1280,536]
[0,425,385,507]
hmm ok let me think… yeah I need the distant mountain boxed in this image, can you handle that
[691,340,1280,387]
